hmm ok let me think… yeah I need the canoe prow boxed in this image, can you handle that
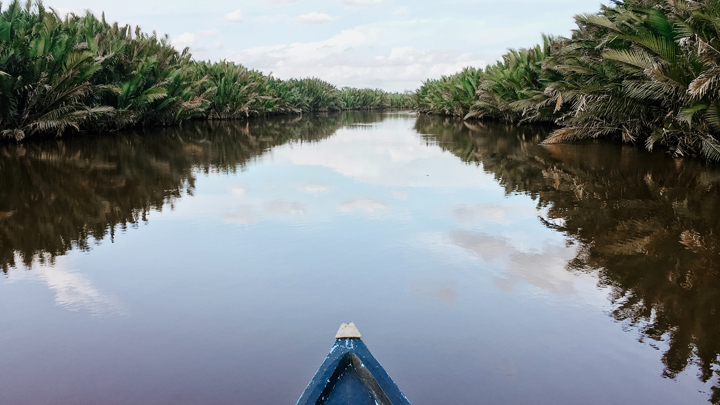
[296,323,411,405]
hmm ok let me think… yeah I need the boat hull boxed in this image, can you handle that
[296,338,411,405]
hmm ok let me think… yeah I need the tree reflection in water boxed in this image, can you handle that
[2,112,719,403]
[0,111,385,272]
[416,115,720,404]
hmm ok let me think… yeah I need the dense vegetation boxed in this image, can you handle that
[416,0,720,161]
[0,1,414,141]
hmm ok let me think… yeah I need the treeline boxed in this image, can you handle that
[416,0,720,161]
[0,1,415,141]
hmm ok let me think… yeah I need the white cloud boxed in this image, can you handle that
[296,12,334,25]
[271,128,495,188]
[453,204,512,226]
[44,0,610,91]
[223,9,243,23]
[390,6,411,17]
[229,185,246,197]
[224,201,308,224]
[225,17,492,90]
[452,203,538,227]
[171,32,196,49]
[171,30,222,56]
[229,26,485,91]
[303,184,331,194]
[234,30,366,64]
[448,230,578,296]
[387,46,434,63]
[254,14,290,25]
[171,29,219,49]
[264,200,306,216]
[340,0,390,7]
[392,189,408,200]
[225,206,256,225]
[40,267,122,314]
[6,257,123,315]
[339,199,388,215]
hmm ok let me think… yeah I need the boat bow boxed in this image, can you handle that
[296,323,411,405]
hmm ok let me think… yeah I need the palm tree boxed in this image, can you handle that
[415,67,482,116]
[0,1,113,140]
[467,35,559,123]
[540,1,720,160]
[0,1,405,138]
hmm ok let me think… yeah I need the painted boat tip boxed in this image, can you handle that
[335,322,362,339]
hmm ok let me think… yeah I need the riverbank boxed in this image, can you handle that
[414,0,720,162]
[0,1,415,141]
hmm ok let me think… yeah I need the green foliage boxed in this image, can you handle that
[472,35,561,123]
[417,0,720,161]
[339,87,388,110]
[282,78,344,112]
[388,90,416,108]
[195,60,266,119]
[415,67,483,117]
[0,1,413,140]
[0,1,113,140]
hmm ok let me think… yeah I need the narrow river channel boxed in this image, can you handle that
[1,111,718,405]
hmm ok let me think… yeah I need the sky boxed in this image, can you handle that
[48,0,610,91]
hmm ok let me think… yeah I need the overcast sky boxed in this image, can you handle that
[49,0,610,91]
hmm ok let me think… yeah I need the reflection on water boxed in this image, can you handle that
[1,112,719,404]
[5,256,124,315]
[417,116,720,404]
[0,113,371,271]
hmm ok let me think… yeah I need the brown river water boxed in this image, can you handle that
[1,111,719,405]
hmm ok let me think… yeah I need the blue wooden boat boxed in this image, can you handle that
[296,323,412,405]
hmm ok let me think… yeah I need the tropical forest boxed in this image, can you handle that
[2,1,720,405]
[1,0,720,162]
[0,1,412,141]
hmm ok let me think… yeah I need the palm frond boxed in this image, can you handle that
[602,49,656,70]
[575,13,622,32]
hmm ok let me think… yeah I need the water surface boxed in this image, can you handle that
[1,112,719,404]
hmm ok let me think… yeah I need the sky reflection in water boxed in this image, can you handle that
[1,112,717,405]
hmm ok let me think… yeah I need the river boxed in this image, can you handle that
[1,111,718,405]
